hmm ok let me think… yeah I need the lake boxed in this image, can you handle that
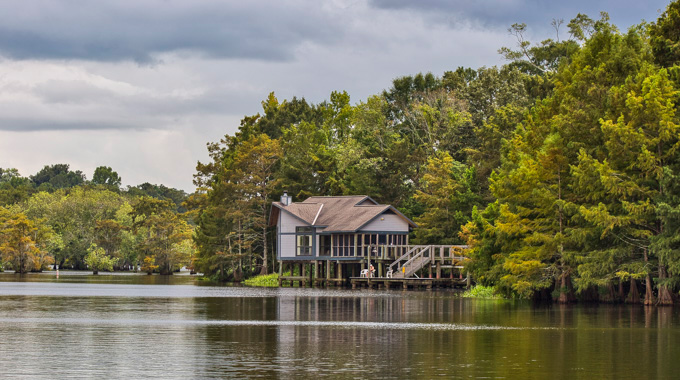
[0,271,678,379]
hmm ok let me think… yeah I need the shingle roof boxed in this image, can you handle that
[271,195,416,232]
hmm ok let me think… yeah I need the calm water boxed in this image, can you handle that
[0,272,679,379]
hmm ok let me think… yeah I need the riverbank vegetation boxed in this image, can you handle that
[462,286,502,300]
[243,273,282,287]
[0,165,194,274]
[193,1,680,305]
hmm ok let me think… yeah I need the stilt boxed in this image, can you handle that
[436,262,441,279]
[326,260,331,287]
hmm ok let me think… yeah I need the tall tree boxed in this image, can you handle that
[649,0,680,68]
[92,166,122,188]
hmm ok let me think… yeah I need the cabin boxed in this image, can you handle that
[269,193,469,289]
[269,194,416,260]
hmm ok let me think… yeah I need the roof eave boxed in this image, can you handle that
[270,202,313,226]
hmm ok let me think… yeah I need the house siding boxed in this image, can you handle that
[280,210,305,233]
[280,235,297,258]
[360,213,409,232]
[278,209,316,259]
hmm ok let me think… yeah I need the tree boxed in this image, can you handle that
[84,243,116,274]
[131,197,192,275]
[649,0,680,67]
[473,19,651,301]
[230,134,282,275]
[30,164,85,190]
[92,166,122,188]
[574,66,680,305]
[141,256,158,275]
[0,168,35,206]
[412,152,480,245]
[0,209,42,274]
[21,187,125,269]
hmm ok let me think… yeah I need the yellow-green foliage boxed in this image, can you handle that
[243,273,280,287]
[462,285,502,299]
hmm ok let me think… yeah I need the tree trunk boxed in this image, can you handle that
[643,248,655,306]
[618,280,625,302]
[260,226,269,275]
[557,272,576,304]
[601,282,617,303]
[626,278,640,304]
[644,274,655,305]
[657,266,673,306]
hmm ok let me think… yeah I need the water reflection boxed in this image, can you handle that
[1,278,680,378]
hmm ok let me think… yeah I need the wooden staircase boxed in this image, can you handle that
[389,246,432,279]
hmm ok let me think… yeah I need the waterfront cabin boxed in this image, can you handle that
[270,194,416,261]
[270,193,468,288]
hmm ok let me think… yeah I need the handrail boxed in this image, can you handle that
[400,246,429,278]
[389,246,420,273]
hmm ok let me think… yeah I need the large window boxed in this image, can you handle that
[296,226,313,256]
[319,235,331,256]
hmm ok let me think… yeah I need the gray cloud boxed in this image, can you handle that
[0,0,342,62]
[369,0,669,33]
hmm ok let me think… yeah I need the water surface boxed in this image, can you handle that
[0,272,678,379]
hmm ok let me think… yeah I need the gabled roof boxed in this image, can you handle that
[270,195,417,232]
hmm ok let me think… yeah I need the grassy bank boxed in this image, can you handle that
[243,273,283,287]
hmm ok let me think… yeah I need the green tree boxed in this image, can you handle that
[92,166,122,188]
[84,243,116,274]
[131,197,192,275]
[30,164,85,191]
[649,0,680,67]
[230,134,282,275]
[574,66,680,305]
[0,208,42,273]
[412,152,480,245]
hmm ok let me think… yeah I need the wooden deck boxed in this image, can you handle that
[277,244,471,291]
[350,276,470,290]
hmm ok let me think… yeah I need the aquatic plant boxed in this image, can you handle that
[462,285,501,299]
[243,272,288,287]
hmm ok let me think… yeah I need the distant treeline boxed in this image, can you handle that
[193,1,680,305]
[0,164,194,274]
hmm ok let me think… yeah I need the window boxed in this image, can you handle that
[296,226,313,256]
[320,235,331,256]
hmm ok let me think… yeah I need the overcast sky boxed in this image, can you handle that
[0,0,671,192]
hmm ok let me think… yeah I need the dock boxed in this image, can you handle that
[278,244,472,290]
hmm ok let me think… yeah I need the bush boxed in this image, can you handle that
[462,285,501,299]
[243,273,280,287]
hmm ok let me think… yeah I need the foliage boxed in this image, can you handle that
[131,197,193,274]
[243,272,281,287]
[141,256,159,274]
[92,166,122,188]
[649,0,680,67]
[84,243,116,274]
[30,164,86,191]
[462,285,502,299]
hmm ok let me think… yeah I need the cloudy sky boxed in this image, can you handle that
[0,0,671,192]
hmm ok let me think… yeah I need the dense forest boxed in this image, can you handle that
[192,1,680,305]
[0,164,193,274]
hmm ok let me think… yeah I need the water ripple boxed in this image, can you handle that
[0,317,555,331]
